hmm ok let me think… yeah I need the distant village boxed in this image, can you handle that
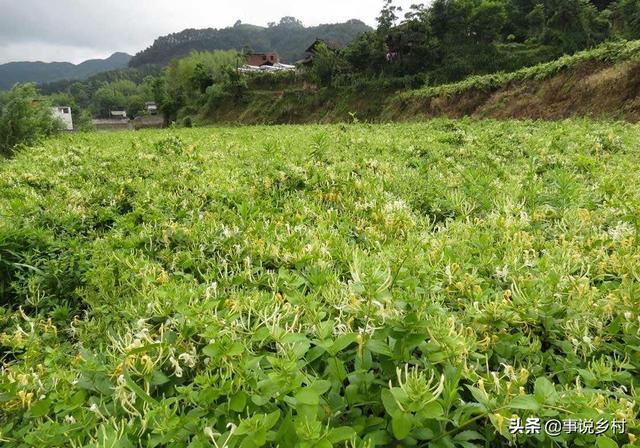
[51,39,338,132]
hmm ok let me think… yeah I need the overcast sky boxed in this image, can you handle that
[0,0,417,64]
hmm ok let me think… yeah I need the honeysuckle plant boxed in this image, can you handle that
[0,120,638,447]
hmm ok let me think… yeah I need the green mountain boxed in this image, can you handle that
[129,18,372,67]
[0,52,132,90]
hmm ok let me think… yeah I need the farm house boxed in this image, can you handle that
[51,106,73,131]
[245,52,280,66]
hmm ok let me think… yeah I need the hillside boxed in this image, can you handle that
[386,40,640,121]
[129,18,372,66]
[0,52,132,91]
[197,40,640,124]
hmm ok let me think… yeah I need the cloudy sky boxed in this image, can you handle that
[0,0,417,64]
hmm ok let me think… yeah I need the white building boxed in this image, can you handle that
[110,110,128,119]
[51,106,73,131]
[145,102,158,115]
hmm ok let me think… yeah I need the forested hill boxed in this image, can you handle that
[0,53,132,91]
[129,18,372,66]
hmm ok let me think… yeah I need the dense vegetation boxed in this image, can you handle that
[330,0,640,83]
[129,18,372,67]
[1,121,638,447]
[401,39,640,99]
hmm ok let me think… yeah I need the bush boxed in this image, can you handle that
[308,44,341,87]
[0,84,59,156]
[74,110,96,132]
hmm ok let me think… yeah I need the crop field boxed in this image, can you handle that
[0,120,639,447]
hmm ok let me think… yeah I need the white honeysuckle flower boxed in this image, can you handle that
[169,356,184,378]
[495,265,509,280]
[64,415,76,424]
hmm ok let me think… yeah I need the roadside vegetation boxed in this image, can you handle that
[1,121,638,447]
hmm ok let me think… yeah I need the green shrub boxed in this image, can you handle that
[0,84,59,156]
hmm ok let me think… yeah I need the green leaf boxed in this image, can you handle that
[282,333,309,344]
[381,389,401,415]
[419,401,444,419]
[150,370,170,386]
[67,390,88,409]
[325,356,348,381]
[327,334,357,356]
[454,430,484,442]
[251,395,269,406]
[596,436,618,448]
[304,346,326,364]
[202,344,219,358]
[534,377,556,403]
[314,440,333,448]
[366,339,393,357]
[263,410,281,430]
[227,342,244,357]
[391,412,413,440]
[29,398,50,418]
[467,386,490,406]
[230,391,247,412]
[413,428,434,440]
[508,395,541,411]
[295,388,320,406]
[327,426,356,443]
[310,380,331,395]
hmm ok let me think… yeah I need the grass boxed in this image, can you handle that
[0,120,639,447]
[401,39,640,100]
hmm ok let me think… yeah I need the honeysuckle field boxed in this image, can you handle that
[0,120,638,448]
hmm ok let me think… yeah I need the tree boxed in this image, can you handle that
[469,0,508,44]
[614,0,640,39]
[543,0,610,52]
[0,84,59,156]
[278,16,304,27]
[343,32,388,73]
[309,44,341,87]
[377,0,403,33]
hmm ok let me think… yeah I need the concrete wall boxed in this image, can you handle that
[93,119,133,131]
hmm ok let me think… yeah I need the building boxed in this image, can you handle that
[245,52,280,67]
[238,62,296,73]
[145,102,158,115]
[110,110,127,119]
[297,39,344,67]
[51,106,73,131]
